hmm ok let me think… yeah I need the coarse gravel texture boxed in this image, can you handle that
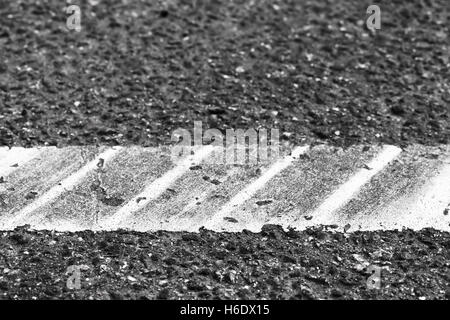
[0,0,449,300]
[0,225,448,300]
[0,0,448,147]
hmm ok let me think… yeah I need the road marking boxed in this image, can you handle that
[103,145,215,228]
[203,146,309,230]
[311,145,402,225]
[377,159,450,230]
[0,147,42,178]
[5,147,122,227]
[0,144,448,232]
[179,167,240,216]
[415,161,450,216]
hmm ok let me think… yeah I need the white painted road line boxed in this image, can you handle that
[311,145,402,225]
[0,144,448,232]
[104,145,215,228]
[203,146,309,230]
[375,159,450,230]
[180,167,240,216]
[0,147,43,178]
[5,147,123,227]
[414,161,450,217]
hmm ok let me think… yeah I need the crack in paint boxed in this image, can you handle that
[90,158,125,208]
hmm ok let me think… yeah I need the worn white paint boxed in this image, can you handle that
[0,144,448,233]
[5,147,123,227]
[0,147,43,178]
[103,145,215,228]
[311,145,402,225]
[203,146,309,230]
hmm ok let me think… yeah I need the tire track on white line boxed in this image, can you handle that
[310,145,402,226]
[5,147,123,228]
[203,146,309,230]
[103,145,215,228]
[371,157,450,230]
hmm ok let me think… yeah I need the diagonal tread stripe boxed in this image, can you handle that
[103,145,215,228]
[311,145,402,225]
[203,146,309,230]
[4,147,123,228]
[0,144,448,232]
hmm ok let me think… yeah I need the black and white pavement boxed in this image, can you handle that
[1,144,448,233]
[0,0,448,302]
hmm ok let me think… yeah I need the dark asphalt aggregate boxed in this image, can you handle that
[0,0,448,300]
[0,0,448,148]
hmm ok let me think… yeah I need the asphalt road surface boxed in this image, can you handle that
[0,0,448,300]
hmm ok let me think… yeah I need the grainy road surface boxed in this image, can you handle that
[0,0,448,300]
